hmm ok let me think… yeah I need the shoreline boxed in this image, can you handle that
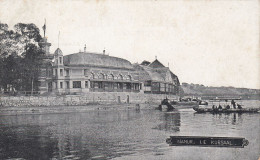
[0,103,158,116]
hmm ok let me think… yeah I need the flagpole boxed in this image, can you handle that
[44,18,46,37]
[58,31,60,48]
[42,19,46,37]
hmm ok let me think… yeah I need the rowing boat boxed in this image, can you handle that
[193,106,260,113]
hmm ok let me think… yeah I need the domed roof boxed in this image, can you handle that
[54,48,63,56]
[63,52,133,69]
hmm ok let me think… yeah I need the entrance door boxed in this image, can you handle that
[127,95,130,104]
[48,82,52,92]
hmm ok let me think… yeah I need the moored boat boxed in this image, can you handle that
[156,98,175,111]
[173,101,197,106]
[157,98,203,111]
[193,106,260,113]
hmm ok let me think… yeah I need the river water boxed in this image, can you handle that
[0,100,259,160]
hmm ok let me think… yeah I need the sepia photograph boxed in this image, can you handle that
[0,0,259,159]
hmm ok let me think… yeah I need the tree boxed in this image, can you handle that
[0,22,42,58]
[1,55,22,92]
[21,44,44,93]
[0,22,43,94]
[0,23,18,58]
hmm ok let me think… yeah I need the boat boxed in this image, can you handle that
[193,106,260,113]
[172,97,208,106]
[157,104,174,112]
[156,98,205,111]
[166,98,207,107]
[171,101,197,106]
[156,99,175,111]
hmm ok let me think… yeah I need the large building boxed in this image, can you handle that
[38,37,180,96]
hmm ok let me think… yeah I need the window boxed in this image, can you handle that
[126,75,131,81]
[90,73,95,79]
[98,73,104,79]
[66,70,69,76]
[118,74,123,80]
[108,82,113,89]
[126,83,131,89]
[118,83,123,89]
[60,82,63,88]
[59,57,62,64]
[98,82,103,88]
[60,69,63,76]
[47,69,51,77]
[85,81,88,88]
[55,69,57,76]
[73,81,81,88]
[84,69,88,76]
[66,81,69,89]
[90,82,94,88]
[55,82,57,89]
[104,82,108,89]
[108,74,114,80]
[160,83,165,92]
[134,83,140,90]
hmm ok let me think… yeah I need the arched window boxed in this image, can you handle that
[108,74,114,80]
[126,75,132,81]
[55,58,58,65]
[90,73,95,79]
[98,73,105,79]
[104,74,107,79]
[118,74,123,80]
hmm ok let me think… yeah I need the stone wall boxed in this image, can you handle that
[0,92,178,107]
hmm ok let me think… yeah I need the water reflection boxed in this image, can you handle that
[0,110,167,159]
[232,113,237,125]
[194,112,249,126]
[0,124,58,159]
[0,103,259,160]
[153,112,181,132]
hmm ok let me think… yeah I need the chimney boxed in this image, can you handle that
[103,49,105,55]
[84,44,86,52]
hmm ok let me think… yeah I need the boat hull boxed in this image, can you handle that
[193,106,260,113]
[156,104,175,112]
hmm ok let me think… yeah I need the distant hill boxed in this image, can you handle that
[180,83,260,100]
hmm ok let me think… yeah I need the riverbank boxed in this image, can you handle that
[0,93,178,108]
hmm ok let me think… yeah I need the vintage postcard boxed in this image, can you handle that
[0,0,259,159]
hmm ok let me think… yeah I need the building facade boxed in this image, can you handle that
[39,38,180,96]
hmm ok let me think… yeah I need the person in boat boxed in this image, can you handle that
[212,105,218,112]
[231,100,236,109]
[226,105,230,109]
[161,97,169,105]
[218,105,222,109]
[237,104,242,109]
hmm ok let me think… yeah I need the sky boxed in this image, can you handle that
[0,0,259,89]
